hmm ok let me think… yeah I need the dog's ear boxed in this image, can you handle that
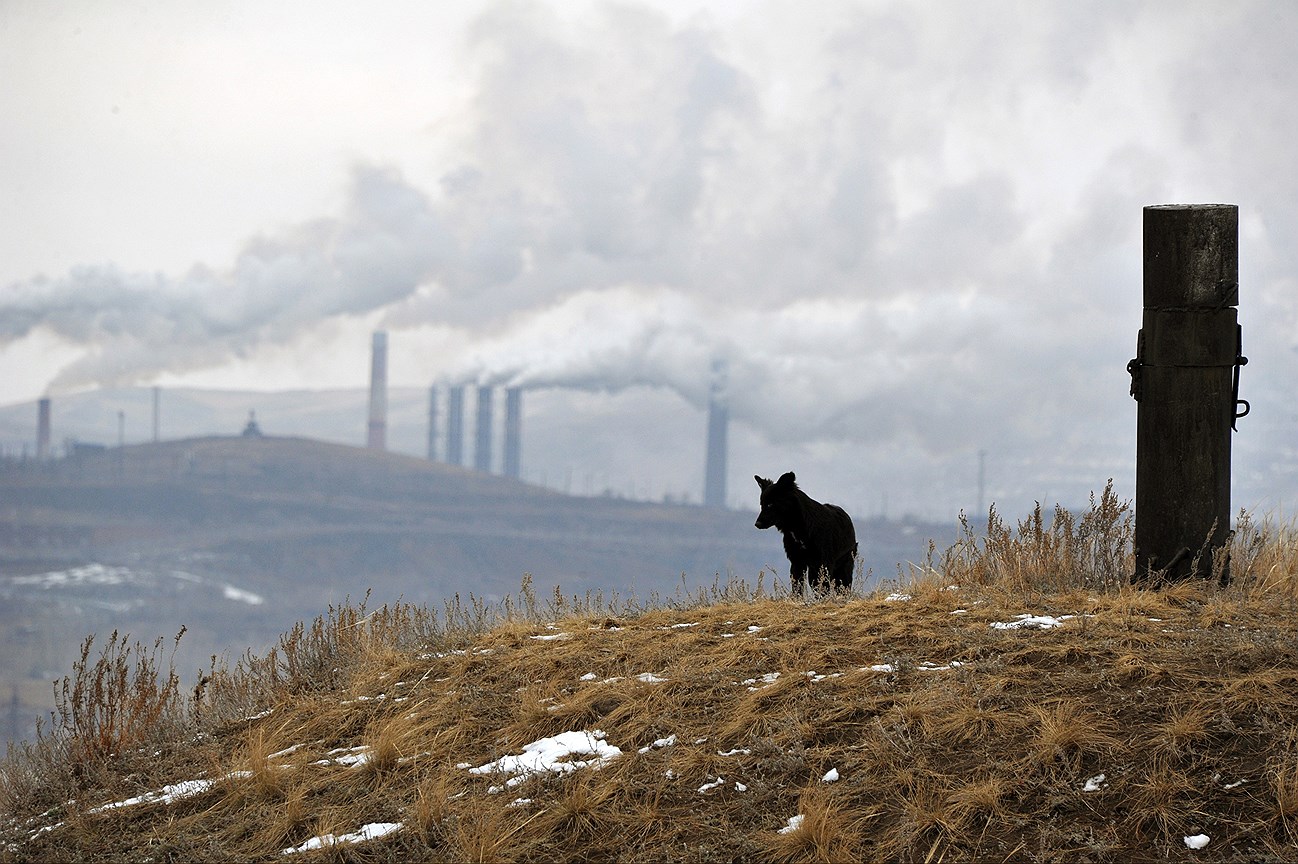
[754,475,772,490]
[777,471,796,487]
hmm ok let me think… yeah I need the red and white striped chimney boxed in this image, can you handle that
[366,331,388,450]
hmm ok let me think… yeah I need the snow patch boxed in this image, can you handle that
[89,772,251,813]
[697,776,726,793]
[637,734,677,755]
[778,814,805,834]
[467,730,621,790]
[740,672,780,690]
[1184,834,1210,850]
[312,746,371,768]
[990,614,1076,630]
[280,822,401,855]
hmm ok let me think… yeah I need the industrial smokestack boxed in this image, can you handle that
[475,386,494,473]
[427,385,439,461]
[152,386,160,443]
[704,358,729,508]
[366,331,388,450]
[447,386,465,466]
[36,398,51,460]
[504,387,522,480]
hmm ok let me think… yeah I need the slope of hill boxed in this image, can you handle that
[3,495,1298,862]
[0,435,949,746]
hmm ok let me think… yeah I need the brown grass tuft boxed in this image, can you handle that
[765,786,863,863]
[1026,699,1120,772]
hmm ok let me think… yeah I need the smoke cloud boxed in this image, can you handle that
[5,1,1298,513]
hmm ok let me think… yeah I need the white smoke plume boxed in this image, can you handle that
[5,1,1298,512]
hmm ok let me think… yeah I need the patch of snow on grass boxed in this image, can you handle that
[280,822,401,855]
[822,768,839,783]
[637,735,677,754]
[312,747,371,768]
[740,672,780,691]
[467,730,622,791]
[990,614,1076,630]
[697,776,725,793]
[1083,773,1107,792]
[778,814,805,834]
[1184,834,1210,850]
[89,772,252,813]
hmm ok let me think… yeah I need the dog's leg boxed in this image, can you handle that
[831,554,853,591]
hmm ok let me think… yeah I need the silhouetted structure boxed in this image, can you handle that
[241,411,263,437]
[36,398,51,460]
[427,385,439,461]
[504,387,522,480]
[1131,204,1243,584]
[475,386,493,473]
[704,359,729,508]
[446,386,465,466]
[366,331,388,450]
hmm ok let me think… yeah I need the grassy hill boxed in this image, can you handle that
[0,434,948,747]
[4,489,1298,861]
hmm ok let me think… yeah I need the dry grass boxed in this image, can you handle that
[6,489,1298,861]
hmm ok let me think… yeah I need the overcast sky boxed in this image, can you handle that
[3,0,1297,518]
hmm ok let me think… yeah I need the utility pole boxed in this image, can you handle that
[1129,204,1246,584]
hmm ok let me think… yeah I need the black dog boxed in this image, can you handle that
[755,472,857,597]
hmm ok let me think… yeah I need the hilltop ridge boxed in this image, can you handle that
[0,434,947,746]
[4,494,1298,861]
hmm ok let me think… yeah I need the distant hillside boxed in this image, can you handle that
[0,434,950,746]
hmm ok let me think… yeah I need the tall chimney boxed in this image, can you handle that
[152,386,160,443]
[446,386,465,466]
[504,387,522,480]
[366,331,388,450]
[704,358,729,508]
[427,385,439,461]
[475,386,494,473]
[36,398,51,461]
